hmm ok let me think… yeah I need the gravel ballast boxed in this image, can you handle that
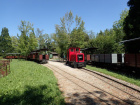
[43,61,140,105]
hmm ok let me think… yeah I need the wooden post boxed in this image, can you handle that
[6,64,7,76]
[9,62,10,73]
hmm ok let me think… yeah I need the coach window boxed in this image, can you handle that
[76,49,79,51]
[71,49,74,52]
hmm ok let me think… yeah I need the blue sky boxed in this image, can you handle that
[0,0,129,36]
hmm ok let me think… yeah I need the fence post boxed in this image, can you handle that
[9,62,10,73]
[0,60,10,78]
[6,62,7,76]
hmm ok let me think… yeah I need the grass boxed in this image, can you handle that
[0,59,64,105]
[0,56,3,59]
[86,65,140,87]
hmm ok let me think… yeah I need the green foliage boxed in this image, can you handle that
[112,9,128,53]
[87,9,128,54]
[123,0,140,53]
[123,0,140,39]
[52,11,74,56]
[0,8,131,56]
[11,36,19,53]
[0,60,64,105]
[52,26,68,55]
[28,31,38,52]
[86,31,96,49]
[36,28,46,49]
[52,10,128,55]
[17,21,38,56]
[113,9,128,42]
[36,28,55,55]
[94,30,115,53]
[70,18,88,48]
[52,11,88,56]
[0,27,13,56]
[0,56,3,59]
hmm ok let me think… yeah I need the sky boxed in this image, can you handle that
[0,0,129,36]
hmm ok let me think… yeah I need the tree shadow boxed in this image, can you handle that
[65,92,97,105]
[65,91,136,105]
[0,85,64,105]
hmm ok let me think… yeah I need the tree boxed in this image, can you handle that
[123,0,140,39]
[113,9,128,42]
[85,31,96,49]
[28,31,38,53]
[112,9,128,53]
[44,33,53,52]
[0,27,12,56]
[94,29,115,54]
[36,28,46,49]
[123,0,140,53]
[70,16,88,48]
[11,36,19,53]
[18,21,38,56]
[53,11,88,57]
[53,25,69,56]
[52,11,74,56]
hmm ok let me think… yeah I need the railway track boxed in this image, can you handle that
[82,67,140,95]
[44,62,140,105]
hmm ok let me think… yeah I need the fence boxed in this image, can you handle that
[0,59,11,78]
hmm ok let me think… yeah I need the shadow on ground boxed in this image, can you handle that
[0,85,64,105]
[65,91,136,105]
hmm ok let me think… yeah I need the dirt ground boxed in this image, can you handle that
[43,61,140,105]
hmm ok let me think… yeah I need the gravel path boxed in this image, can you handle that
[43,61,140,105]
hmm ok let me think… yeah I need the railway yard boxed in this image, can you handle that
[43,61,140,105]
[0,0,140,104]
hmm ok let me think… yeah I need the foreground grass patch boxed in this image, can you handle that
[0,59,64,105]
[86,65,140,87]
[0,56,3,59]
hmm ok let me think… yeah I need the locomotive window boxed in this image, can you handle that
[78,55,83,60]
[43,55,45,59]
[76,49,79,51]
[71,49,74,52]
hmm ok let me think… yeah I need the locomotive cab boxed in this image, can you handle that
[66,47,86,68]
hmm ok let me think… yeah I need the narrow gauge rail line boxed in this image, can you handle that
[81,68,140,93]
[46,64,110,105]
[46,65,110,105]
[80,68,140,100]
[46,64,138,105]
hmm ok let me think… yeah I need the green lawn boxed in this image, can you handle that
[0,63,2,66]
[0,56,3,59]
[86,65,140,87]
[0,59,64,105]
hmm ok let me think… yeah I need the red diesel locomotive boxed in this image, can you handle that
[66,47,86,68]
